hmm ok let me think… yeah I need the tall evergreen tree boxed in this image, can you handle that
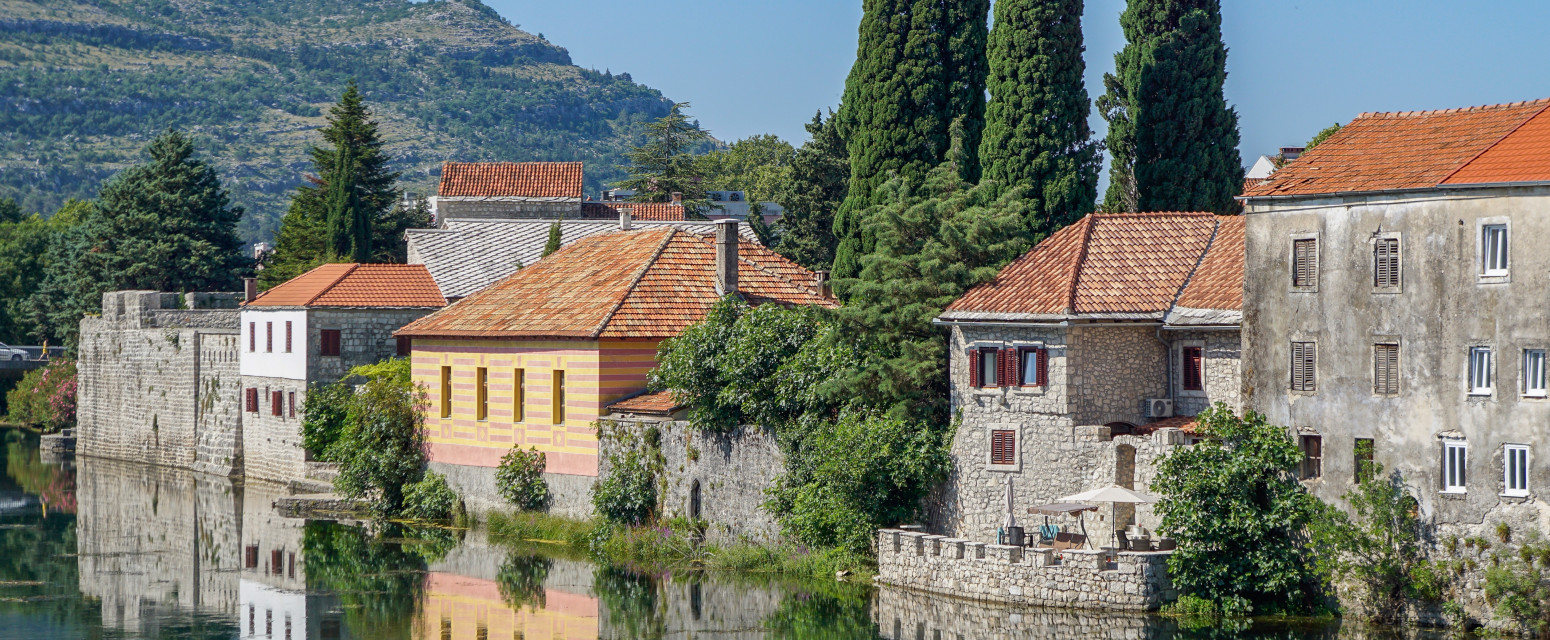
[772,110,849,271]
[831,0,990,279]
[979,0,1101,235]
[618,102,712,215]
[25,131,248,346]
[1098,0,1242,214]
[263,81,405,287]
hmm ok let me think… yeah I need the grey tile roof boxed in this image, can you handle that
[405,218,760,299]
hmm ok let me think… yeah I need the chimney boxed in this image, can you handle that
[619,208,633,230]
[1280,146,1305,161]
[814,270,831,299]
[671,192,683,206]
[243,277,258,303]
[714,219,739,295]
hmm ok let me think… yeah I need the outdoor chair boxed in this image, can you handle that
[1114,530,1130,551]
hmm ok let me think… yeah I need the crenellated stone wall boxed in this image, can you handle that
[874,529,1176,612]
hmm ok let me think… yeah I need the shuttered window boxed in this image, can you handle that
[1374,238,1400,287]
[265,322,273,353]
[1299,435,1323,480]
[553,370,566,424]
[475,367,488,422]
[1292,238,1318,287]
[288,391,296,418]
[513,368,525,422]
[1374,344,1400,395]
[271,390,283,417]
[990,430,1016,465]
[396,336,411,357]
[1290,342,1317,392]
[245,388,259,413]
[284,321,293,353]
[439,366,452,418]
[1182,347,1204,391]
[320,329,341,357]
[249,322,256,352]
[1019,348,1048,387]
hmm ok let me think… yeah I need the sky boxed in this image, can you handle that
[486,0,1550,169]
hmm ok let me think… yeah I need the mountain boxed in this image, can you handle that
[0,0,677,241]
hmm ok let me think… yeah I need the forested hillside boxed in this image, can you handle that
[0,0,676,241]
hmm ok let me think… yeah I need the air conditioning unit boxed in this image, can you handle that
[1146,398,1174,419]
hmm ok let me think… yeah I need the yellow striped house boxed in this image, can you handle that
[396,220,833,511]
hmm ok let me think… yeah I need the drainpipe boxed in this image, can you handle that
[1154,326,1172,402]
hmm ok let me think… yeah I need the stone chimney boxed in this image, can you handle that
[619,208,633,230]
[815,270,831,299]
[714,219,739,295]
[671,192,683,206]
[243,277,258,303]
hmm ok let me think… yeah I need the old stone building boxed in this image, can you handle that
[931,212,1244,544]
[431,161,586,221]
[1240,98,1550,540]
[239,263,445,482]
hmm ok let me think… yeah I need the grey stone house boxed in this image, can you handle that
[931,212,1244,544]
[431,161,585,221]
[1240,98,1550,536]
[238,263,445,482]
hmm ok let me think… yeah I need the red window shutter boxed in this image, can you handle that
[285,321,293,353]
[245,388,257,413]
[969,349,981,388]
[997,348,1010,388]
[991,431,1003,463]
[266,322,273,353]
[249,322,255,352]
[288,391,296,418]
[1036,349,1049,387]
[991,430,1016,465]
[271,391,282,416]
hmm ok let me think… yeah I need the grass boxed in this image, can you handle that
[485,510,877,584]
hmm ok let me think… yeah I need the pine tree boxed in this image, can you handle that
[1098,0,1242,214]
[263,81,405,286]
[979,0,1100,235]
[618,103,712,215]
[541,220,562,258]
[25,131,247,347]
[772,110,848,271]
[831,0,991,279]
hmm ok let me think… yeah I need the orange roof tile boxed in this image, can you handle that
[438,162,584,199]
[1132,416,1200,436]
[945,213,1227,318]
[397,227,834,340]
[606,391,685,416]
[1243,99,1550,198]
[1174,216,1244,312]
[581,201,686,221]
[247,264,446,308]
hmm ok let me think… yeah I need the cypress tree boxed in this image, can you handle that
[831,0,990,279]
[541,220,562,258]
[979,0,1100,235]
[1098,0,1242,214]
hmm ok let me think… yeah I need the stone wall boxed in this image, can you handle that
[599,417,785,543]
[875,529,1176,612]
[305,308,437,383]
[1167,328,1242,417]
[78,291,243,476]
[434,198,580,222]
[241,376,307,483]
[1066,325,1169,427]
[873,585,1174,640]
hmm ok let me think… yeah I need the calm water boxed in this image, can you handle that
[0,427,1434,639]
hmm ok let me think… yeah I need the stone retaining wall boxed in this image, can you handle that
[875,529,1175,612]
[873,584,1174,640]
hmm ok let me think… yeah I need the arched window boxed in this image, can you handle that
[689,480,702,520]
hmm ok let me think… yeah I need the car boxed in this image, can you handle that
[0,342,27,361]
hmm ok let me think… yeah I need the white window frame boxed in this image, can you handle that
[1481,223,1509,277]
[1525,349,1548,398]
[1443,440,1468,494]
[1503,444,1530,498]
[1468,347,1494,396]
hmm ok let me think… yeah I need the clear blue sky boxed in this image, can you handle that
[487,0,1550,167]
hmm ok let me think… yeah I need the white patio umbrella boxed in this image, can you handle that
[1060,485,1158,504]
[1003,475,1017,530]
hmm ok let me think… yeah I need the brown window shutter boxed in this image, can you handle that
[285,321,293,353]
[969,349,980,388]
[1037,349,1049,386]
[999,348,1014,388]
[249,322,255,352]
[1291,343,1305,391]
[266,322,272,353]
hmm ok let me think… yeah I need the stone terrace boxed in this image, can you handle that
[875,529,1176,612]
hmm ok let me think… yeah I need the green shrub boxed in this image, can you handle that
[5,359,76,433]
[1484,538,1550,633]
[401,471,459,522]
[1307,459,1436,622]
[300,380,353,461]
[330,358,429,517]
[593,447,657,525]
[496,446,549,510]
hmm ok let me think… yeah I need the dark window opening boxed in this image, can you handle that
[320,329,341,357]
[396,335,411,357]
[1355,438,1375,484]
[1299,435,1323,480]
[1182,346,1204,391]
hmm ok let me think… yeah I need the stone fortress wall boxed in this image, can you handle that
[873,584,1179,640]
[77,291,244,476]
[874,529,1176,613]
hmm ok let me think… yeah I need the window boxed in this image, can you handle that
[439,366,452,418]
[970,347,999,388]
[990,429,1016,465]
[1469,347,1493,395]
[552,370,566,424]
[271,549,283,575]
[1483,224,1509,275]
[1443,440,1468,493]
[265,322,273,352]
[1292,238,1318,287]
[1374,343,1400,395]
[475,367,488,421]
[1182,346,1204,391]
[1018,348,1048,387]
[1290,342,1317,392]
[1354,438,1375,485]
[396,336,411,357]
[245,388,259,413]
[320,329,341,357]
[1373,238,1400,288]
[285,321,293,353]
[1299,435,1322,480]
[288,391,296,418]
[1526,350,1547,397]
[245,545,259,569]
[513,368,525,422]
[271,390,282,417]
[1504,445,1529,497]
[249,322,256,352]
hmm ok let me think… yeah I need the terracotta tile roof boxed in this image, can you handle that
[1243,99,1550,198]
[1132,416,1200,436]
[397,227,834,340]
[437,162,584,199]
[1174,216,1244,312]
[944,213,1226,319]
[247,264,446,308]
[581,201,687,221]
[606,391,684,416]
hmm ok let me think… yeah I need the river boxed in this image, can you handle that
[0,427,1443,639]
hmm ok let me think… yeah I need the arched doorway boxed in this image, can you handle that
[689,480,702,520]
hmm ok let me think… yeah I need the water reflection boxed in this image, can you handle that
[0,428,1461,639]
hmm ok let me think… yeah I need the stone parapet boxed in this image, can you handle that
[875,529,1176,611]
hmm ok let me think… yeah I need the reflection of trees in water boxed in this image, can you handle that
[496,551,552,611]
[762,586,878,640]
[594,565,666,640]
[302,521,455,640]
[4,430,75,513]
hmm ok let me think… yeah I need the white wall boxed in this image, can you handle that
[238,580,309,640]
[239,310,308,380]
